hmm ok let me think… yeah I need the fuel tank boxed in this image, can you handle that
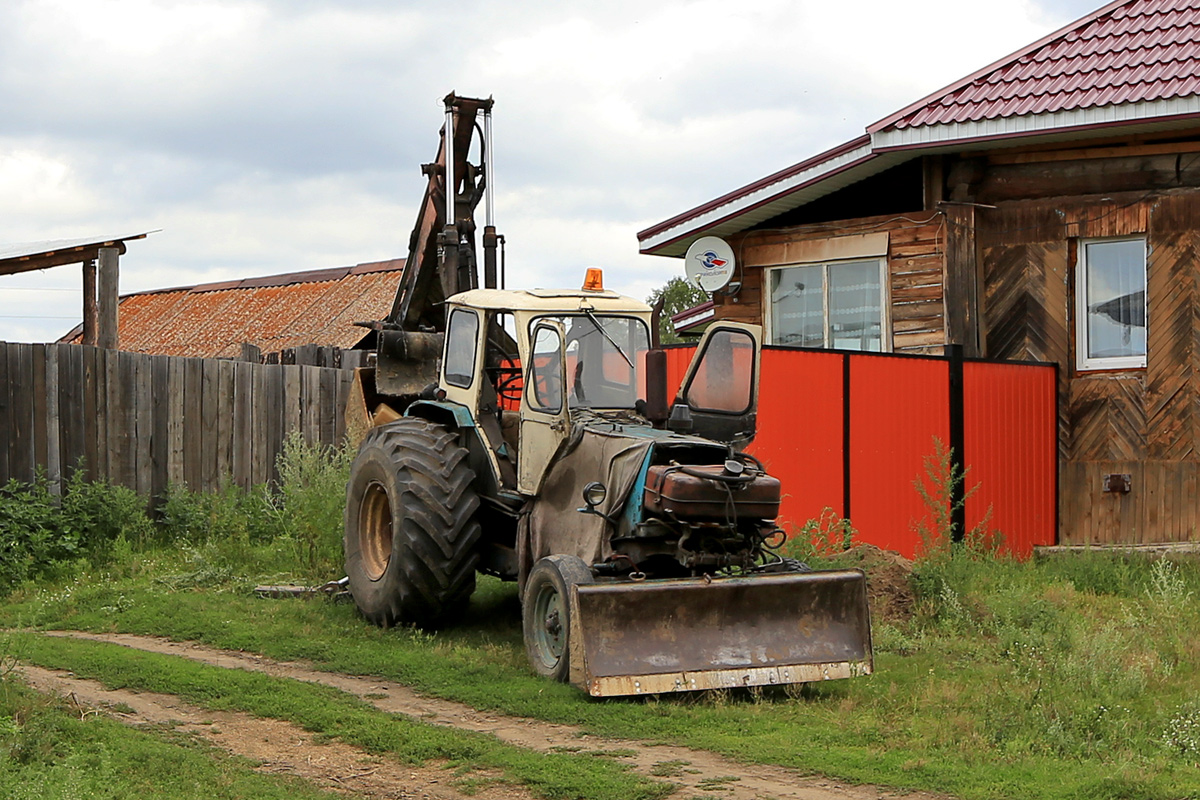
[643,463,781,519]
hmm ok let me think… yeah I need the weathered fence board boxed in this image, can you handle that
[183,357,204,491]
[167,357,186,487]
[0,342,357,500]
[150,356,169,504]
[61,345,84,482]
[232,360,253,490]
[31,344,48,475]
[9,344,34,484]
[44,345,61,493]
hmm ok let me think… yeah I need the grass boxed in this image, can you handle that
[7,545,1200,800]
[5,440,1200,799]
[7,632,667,800]
[0,670,348,800]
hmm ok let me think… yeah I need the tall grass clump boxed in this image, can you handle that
[267,432,353,581]
[909,531,1200,763]
[778,507,857,566]
[155,434,352,583]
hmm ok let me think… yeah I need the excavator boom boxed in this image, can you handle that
[388,93,496,332]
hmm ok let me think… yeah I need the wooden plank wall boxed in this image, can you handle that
[977,191,1200,545]
[0,342,358,498]
[721,212,948,354]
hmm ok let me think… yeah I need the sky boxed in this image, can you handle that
[0,0,1107,344]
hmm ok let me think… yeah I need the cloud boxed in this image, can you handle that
[0,0,1100,343]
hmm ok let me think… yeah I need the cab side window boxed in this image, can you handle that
[445,309,480,388]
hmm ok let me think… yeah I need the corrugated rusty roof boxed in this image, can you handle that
[60,259,403,358]
[872,0,1200,131]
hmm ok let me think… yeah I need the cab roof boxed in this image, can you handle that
[447,287,651,314]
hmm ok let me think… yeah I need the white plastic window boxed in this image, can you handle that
[768,259,885,351]
[1076,237,1146,371]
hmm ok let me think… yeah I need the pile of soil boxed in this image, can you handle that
[835,543,916,624]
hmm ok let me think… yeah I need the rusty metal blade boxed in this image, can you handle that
[568,570,872,697]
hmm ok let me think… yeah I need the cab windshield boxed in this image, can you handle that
[531,314,650,409]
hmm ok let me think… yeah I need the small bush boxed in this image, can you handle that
[267,432,352,581]
[911,437,1003,563]
[60,471,155,561]
[0,476,73,591]
[158,482,276,548]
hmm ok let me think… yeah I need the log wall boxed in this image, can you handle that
[721,212,949,354]
[974,166,1200,544]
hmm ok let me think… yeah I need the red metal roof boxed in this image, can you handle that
[61,259,403,358]
[872,0,1200,132]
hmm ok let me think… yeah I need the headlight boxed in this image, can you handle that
[582,482,607,508]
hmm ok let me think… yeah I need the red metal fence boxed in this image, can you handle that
[666,344,1056,559]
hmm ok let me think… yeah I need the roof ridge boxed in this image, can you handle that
[117,259,406,298]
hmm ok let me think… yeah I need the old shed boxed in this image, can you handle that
[59,259,403,361]
[640,0,1200,546]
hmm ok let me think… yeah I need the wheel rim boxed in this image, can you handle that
[530,582,566,670]
[359,481,393,581]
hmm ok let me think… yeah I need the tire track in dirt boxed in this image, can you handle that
[18,662,530,800]
[41,630,946,800]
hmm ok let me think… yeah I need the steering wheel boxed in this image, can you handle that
[494,366,523,403]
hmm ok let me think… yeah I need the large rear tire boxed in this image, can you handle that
[344,418,481,629]
[523,555,594,682]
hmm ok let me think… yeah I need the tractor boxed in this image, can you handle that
[342,94,872,696]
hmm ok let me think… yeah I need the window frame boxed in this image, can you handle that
[683,327,756,416]
[764,257,891,352]
[525,313,652,410]
[1075,236,1147,372]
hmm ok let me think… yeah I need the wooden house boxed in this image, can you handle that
[638,0,1200,546]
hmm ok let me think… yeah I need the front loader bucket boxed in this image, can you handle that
[567,570,872,697]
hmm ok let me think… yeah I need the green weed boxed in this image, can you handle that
[266,432,353,581]
[779,506,857,564]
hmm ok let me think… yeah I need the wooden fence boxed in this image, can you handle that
[0,342,358,499]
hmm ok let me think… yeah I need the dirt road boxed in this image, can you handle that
[21,631,945,800]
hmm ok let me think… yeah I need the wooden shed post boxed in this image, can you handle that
[97,247,119,350]
[943,204,981,357]
[82,258,98,346]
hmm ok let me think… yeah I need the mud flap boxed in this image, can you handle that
[567,570,872,697]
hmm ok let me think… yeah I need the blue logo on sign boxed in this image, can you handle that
[695,250,728,270]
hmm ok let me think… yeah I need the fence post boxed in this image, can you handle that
[842,352,852,522]
[947,343,967,543]
[97,247,120,350]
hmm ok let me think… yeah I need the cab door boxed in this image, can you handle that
[674,322,761,445]
[518,320,570,494]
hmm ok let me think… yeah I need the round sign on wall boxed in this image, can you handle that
[683,236,736,292]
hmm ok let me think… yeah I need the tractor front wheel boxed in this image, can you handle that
[344,418,481,629]
[522,555,594,682]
